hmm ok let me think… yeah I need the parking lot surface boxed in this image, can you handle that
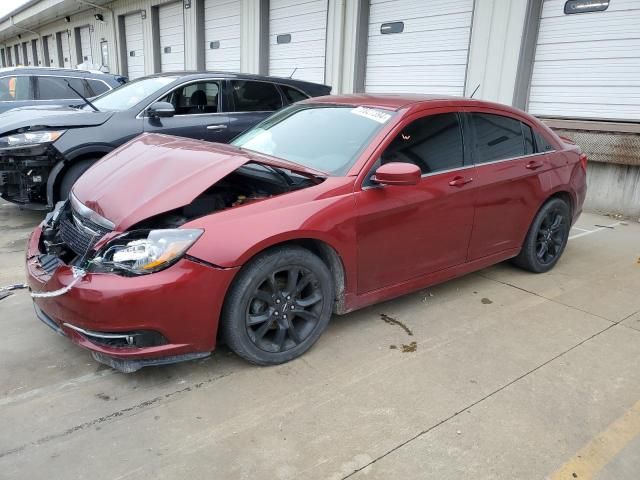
[1,199,639,479]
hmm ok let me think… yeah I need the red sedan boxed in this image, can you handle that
[26,95,587,372]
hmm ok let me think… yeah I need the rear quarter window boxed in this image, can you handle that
[87,79,110,96]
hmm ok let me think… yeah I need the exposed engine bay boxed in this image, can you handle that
[37,162,320,273]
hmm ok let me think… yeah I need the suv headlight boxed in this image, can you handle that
[0,130,66,149]
[91,229,203,275]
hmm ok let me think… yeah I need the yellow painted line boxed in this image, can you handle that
[549,399,640,480]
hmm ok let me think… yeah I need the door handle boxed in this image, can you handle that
[449,176,473,187]
[207,124,227,130]
[526,160,543,170]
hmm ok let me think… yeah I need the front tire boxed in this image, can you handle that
[221,246,334,365]
[512,197,571,273]
[57,159,96,202]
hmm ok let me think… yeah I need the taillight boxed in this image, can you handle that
[579,153,587,171]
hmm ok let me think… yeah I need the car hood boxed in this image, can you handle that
[0,105,112,134]
[73,133,264,230]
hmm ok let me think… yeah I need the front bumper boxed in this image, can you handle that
[26,225,239,372]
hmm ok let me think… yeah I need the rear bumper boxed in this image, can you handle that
[26,225,239,371]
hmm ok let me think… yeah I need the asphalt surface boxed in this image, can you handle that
[1,199,639,480]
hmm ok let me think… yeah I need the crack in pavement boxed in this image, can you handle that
[0,371,233,460]
[340,322,620,479]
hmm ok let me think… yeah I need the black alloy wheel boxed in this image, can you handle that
[221,246,334,365]
[512,197,571,273]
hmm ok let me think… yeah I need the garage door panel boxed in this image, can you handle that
[529,0,640,121]
[270,0,326,19]
[370,0,471,18]
[124,13,145,79]
[269,0,327,83]
[366,50,468,68]
[159,2,185,72]
[365,0,473,94]
[204,0,240,71]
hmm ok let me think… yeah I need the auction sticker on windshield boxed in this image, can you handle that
[351,106,391,124]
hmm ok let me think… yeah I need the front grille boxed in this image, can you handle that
[58,203,112,256]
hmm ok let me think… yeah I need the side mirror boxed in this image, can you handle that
[147,101,175,118]
[372,162,421,186]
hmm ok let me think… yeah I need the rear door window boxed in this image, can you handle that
[469,113,526,163]
[0,76,33,101]
[231,80,282,112]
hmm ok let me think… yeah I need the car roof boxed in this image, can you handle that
[301,93,536,118]
[141,71,330,88]
[0,67,122,79]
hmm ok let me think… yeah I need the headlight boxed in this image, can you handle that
[91,229,203,275]
[0,130,66,148]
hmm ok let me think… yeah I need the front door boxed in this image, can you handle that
[143,79,231,143]
[356,112,476,294]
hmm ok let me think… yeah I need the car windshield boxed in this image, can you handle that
[231,104,395,175]
[89,76,178,112]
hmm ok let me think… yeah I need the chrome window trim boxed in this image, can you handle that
[472,150,553,167]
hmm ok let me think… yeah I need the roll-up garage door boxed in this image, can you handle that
[124,13,145,79]
[269,0,328,83]
[60,31,71,67]
[204,0,241,71]
[79,26,93,64]
[529,0,640,121]
[365,0,473,95]
[159,2,185,72]
[24,41,34,66]
[45,35,59,67]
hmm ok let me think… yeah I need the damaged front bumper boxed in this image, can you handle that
[26,224,240,372]
[0,143,62,208]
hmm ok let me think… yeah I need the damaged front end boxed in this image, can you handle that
[0,130,66,208]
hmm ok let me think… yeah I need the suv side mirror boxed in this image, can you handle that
[147,101,175,118]
[372,162,421,186]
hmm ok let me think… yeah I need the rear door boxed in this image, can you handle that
[226,80,284,139]
[465,110,553,260]
[143,79,230,143]
[356,110,476,293]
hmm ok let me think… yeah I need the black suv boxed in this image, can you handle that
[0,72,330,209]
[0,67,126,114]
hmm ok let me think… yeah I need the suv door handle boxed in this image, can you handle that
[449,176,473,187]
[526,160,543,170]
[207,124,227,130]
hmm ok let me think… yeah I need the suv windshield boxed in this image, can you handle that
[231,104,395,175]
[90,76,178,111]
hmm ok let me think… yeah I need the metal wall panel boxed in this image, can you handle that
[204,0,241,71]
[529,0,640,121]
[158,1,185,72]
[365,0,473,95]
[269,0,328,83]
[124,12,145,78]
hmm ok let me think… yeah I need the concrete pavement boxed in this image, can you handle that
[1,200,639,479]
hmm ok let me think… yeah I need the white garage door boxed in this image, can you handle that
[529,0,640,121]
[45,35,59,67]
[60,31,71,68]
[159,2,185,72]
[365,0,473,95]
[124,13,145,79]
[25,41,34,66]
[79,26,93,64]
[204,0,241,71]
[269,0,328,83]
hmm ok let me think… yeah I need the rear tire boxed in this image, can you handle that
[57,159,96,201]
[221,246,334,365]
[512,197,571,273]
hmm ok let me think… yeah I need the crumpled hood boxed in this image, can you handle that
[0,105,112,134]
[72,133,251,230]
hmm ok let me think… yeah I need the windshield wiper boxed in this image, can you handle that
[263,164,294,186]
[65,80,99,112]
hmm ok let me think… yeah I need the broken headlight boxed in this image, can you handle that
[91,229,203,275]
[0,130,66,149]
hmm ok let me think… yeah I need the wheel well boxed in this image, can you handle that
[548,191,573,217]
[248,239,347,315]
[52,154,103,202]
